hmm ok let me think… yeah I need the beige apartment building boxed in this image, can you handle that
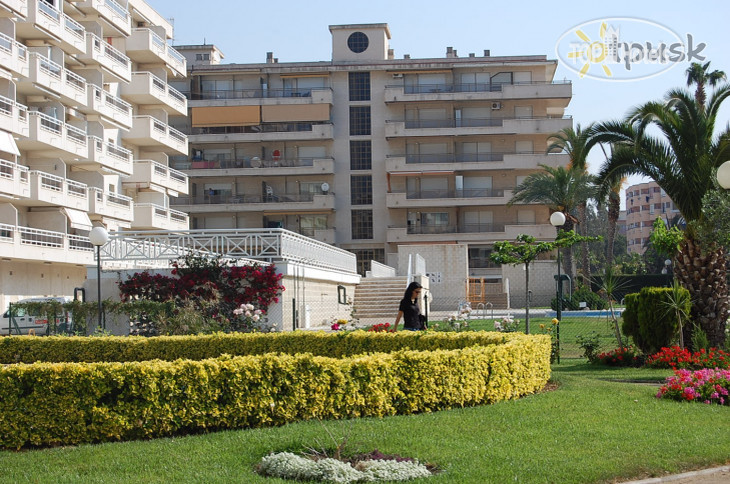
[169,23,571,280]
[625,181,680,254]
[0,0,187,308]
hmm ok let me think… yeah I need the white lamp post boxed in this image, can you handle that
[89,227,109,329]
[550,211,566,364]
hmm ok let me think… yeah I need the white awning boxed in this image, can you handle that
[62,208,93,231]
[0,131,20,156]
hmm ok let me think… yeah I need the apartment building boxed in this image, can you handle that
[625,181,680,254]
[0,0,188,307]
[169,24,571,279]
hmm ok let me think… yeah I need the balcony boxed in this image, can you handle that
[78,33,131,83]
[172,193,335,213]
[187,87,334,106]
[0,32,28,76]
[386,223,555,243]
[386,188,512,208]
[73,0,131,36]
[83,136,133,175]
[28,170,88,210]
[23,53,87,108]
[122,116,187,154]
[132,203,188,230]
[386,152,569,172]
[0,0,27,18]
[0,159,30,199]
[384,116,573,138]
[0,95,29,137]
[84,85,132,129]
[384,81,571,104]
[126,28,186,77]
[121,72,186,115]
[124,160,188,195]
[189,123,333,144]
[16,0,86,54]
[88,187,133,221]
[0,223,94,264]
[19,111,87,159]
[178,156,335,176]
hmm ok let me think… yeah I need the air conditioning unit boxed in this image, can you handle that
[491,102,502,110]
[392,73,404,79]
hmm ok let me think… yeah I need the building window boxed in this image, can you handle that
[348,248,385,276]
[349,72,371,101]
[351,209,373,239]
[350,140,372,170]
[347,32,369,53]
[351,175,372,205]
[349,106,371,135]
[468,247,499,268]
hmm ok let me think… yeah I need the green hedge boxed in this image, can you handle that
[621,287,688,354]
[0,331,517,364]
[0,334,551,449]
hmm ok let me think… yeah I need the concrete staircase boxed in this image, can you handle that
[468,293,510,309]
[353,276,410,321]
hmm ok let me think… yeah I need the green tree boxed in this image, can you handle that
[547,123,597,285]
[509,165,597,283]
[686,61,726,109]
[490,231,599,333]
[591,84,730,348]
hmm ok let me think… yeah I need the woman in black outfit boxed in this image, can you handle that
[394,282,424,331]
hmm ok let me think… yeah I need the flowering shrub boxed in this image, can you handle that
[595,346,643,367]
[645,346,730,370]
[367,323,395,333]
[656,368,730,405]
[230,303,275,332]
[538,318,560,363]
[331,318,357,332]
[494,315,520,333]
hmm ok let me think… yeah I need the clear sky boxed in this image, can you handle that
[148,0,730,208]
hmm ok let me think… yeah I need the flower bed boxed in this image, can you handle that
[656,368,730,405]
[645,346,730,370]
[595,346,644,367]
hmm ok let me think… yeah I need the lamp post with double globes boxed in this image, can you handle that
[89,226,109,330]
[550,211,566,364]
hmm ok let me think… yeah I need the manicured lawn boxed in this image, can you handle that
[1,360,728,483]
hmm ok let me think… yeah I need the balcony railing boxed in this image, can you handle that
[84,33,131,80]
[0,93,28,133]
[187,87,332,100]
[400,188,507,199]
[104,0,128,21]
[177,156,327,170]
[191,122,322,135]
[392,115,572,130]
[0,159,29,181]
[387,80,571,94]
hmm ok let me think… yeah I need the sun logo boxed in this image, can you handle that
[567,22,616,78]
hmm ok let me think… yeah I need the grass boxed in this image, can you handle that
[1,360,728,483]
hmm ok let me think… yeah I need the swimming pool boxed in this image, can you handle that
[545,309,623,318]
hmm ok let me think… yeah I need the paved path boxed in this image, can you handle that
[621,465,730,483]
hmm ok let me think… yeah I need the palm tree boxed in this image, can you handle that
[590,85,730,348]
[547,123,596,285]
[686,61,726,108]
[596,143,625,268]
[509,165,596,280]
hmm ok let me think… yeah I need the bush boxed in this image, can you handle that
[645,346,730,370]
[656,368,730,405]
[595,346,643,367]
[620,287,688,355]
[549,284,607,311]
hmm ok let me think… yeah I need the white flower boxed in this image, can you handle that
[233,308,243,316]
[244,310,252,317]
[252,314,260,322]
[246,303,254,311]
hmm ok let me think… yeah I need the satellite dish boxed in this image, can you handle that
[321,182,330,193]
[250,157,261,168]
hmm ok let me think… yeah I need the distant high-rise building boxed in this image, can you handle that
[625,181,679,254]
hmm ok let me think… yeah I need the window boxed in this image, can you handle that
[299,215,327,237]
[349,106,371,135]
[347,32,369,53]
[351,175,372,205]
[468,247,499,268]
[350,140,372,170]
[351,209,373,239]
[348,248,385,276]
[349,72,371,101]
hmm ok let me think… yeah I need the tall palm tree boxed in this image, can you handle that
[596,143,625,268]
[591,85,730,348]
[509,165,596,280]
[547,123,596,285]
[686,61,726,108]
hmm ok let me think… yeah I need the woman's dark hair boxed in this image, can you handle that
[403,281,423,300]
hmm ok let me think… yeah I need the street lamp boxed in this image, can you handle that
[717,161,730,189]
[89,226,109,330]
[550,211,566,364]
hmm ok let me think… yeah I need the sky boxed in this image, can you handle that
[147,0,730,209]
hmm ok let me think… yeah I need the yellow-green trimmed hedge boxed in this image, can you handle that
[0,331,519,363]
[0,334,551,449]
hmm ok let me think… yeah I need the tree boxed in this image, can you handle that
[547,123,597,285]
[509,165,597,283]
[686,61,726,109]
[591,84,730,348]
[490,231,598,333]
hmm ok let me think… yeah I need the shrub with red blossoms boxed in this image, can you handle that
[656,368,730,405]
[367,323,395,333]
[645,346,730,370]
[595,346,644,367]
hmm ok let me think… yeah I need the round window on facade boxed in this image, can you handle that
[347,32,369,53]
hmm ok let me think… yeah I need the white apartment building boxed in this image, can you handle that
[0,0,188,309]
[625,181,680,254]
[169,24,571,281]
